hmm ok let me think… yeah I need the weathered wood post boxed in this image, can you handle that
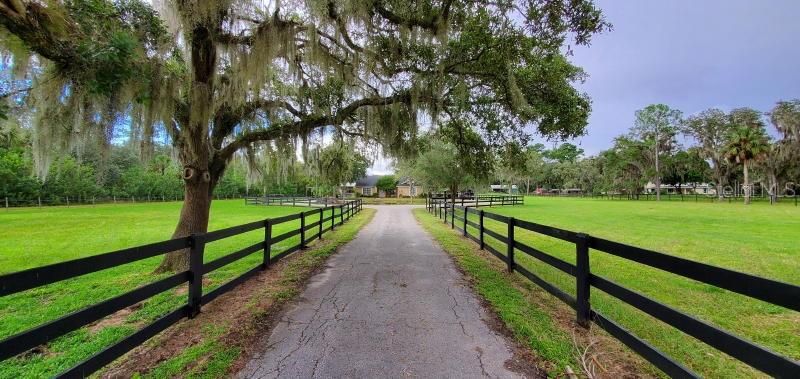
[188,233,206,318]
[507,217,515,273]
[575,233,591,327]
[263,219,272,270]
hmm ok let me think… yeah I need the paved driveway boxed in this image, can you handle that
[239,205,527,378]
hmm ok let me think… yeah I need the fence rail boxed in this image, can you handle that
[2,194,250,209]
[528,192,799,205]
[425,194,524,210]
[427,201,800,377]
[0,199,363,377]
[244,195,353,208]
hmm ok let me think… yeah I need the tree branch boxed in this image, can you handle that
[373,0,454,32]
[0,1,81,69]
[215,91,412,164]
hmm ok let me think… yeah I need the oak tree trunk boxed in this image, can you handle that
[155,176,212,272]
[155,24,217,273]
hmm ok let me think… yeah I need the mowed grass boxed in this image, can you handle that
[450,197,799,378]
[0,200,340,378]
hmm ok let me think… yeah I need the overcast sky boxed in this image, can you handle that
[565,0,800,154]
[370,0,800,174]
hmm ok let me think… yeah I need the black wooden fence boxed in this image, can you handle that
[529,191,799,205]
[0,199,363,377]
[428,201,800,377]
[244,196,347,207]
[426,194,524,209]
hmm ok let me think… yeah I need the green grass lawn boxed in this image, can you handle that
[0,200,341,378]
[444,197,799,378]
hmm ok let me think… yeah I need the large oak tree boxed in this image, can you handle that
[0,0,607,271]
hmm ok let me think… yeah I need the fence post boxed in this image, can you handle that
[188,233,206,318]
[507,217,515,273]
[330,207,335,231]
[575,233,591,328]
[340,205,344,225]
[300,211,307,249]
[263,220,272,270]
[463,207,468,236]
[319,208,324,239]
[4,197,7,209]
[479,210,485,249]
[451,205,455,229]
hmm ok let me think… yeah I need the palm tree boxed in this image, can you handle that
[725,126,769,204]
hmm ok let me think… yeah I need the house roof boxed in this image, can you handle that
[355,175,381,187]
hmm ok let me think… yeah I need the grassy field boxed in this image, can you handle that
[442,197,798,378]
[0,200,341,377]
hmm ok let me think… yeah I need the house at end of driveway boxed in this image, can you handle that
[341,175,424,197]
[341,175,380,197]
[396,177,421,197]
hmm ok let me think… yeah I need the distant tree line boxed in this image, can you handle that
[0,127,272,204]
[496,101,800,204]
[397,100,798,205]
[0,124,376,204]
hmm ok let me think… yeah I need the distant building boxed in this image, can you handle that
[342,175,425,198]
[341,175,381,197]
[644,182,717,195]
[489,184,519,194]
[396,177,423,197]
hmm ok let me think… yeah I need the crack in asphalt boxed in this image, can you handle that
[239,206,523,378]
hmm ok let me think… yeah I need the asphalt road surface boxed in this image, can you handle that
[238,205,527,378]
